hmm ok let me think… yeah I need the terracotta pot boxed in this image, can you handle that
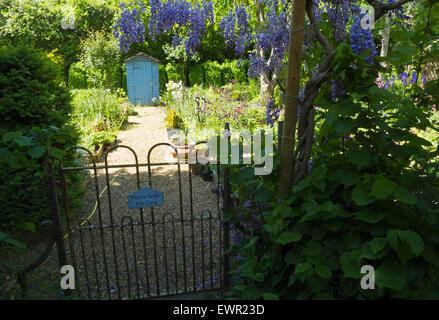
[171,143,195,161]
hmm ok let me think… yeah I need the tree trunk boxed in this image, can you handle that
[277,0,307,196]
[380,12,391,69]
[64,63,71,88]
[202,64,207,86]
[255,0,271,99]
[184,63,190,87]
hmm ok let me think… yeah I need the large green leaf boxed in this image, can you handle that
[335,169,361,187]
[295,262,312,274]
[302,241,323,256]
[369,237,388,254]
[347,149,371,169]
[352,187,376,206]
[0,231,26,248]
[400,231,424,256]
[262,292,279,300]
[28,145,46,159]
[423,245,439,266]
[393,186,417,205]
[360,242,389,260]
[376,261,406,291]
[276,231,302,245]
[334,118,356,135]
[370,177,394,199]
[355,208,386,224]
[314,264,332,279]
[339,252,361,279]
[386,229,423,264]
[13,135,32,147]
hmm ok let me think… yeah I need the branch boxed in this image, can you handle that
[306,0,333,56]
[365,0,415,20]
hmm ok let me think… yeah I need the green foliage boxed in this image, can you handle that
[160,79,264,135]
[0,45,81,233]
[0,0,118,84]
[0,126,81,232]
[161,59,249,89]
[0,231,26,249]
[71,88,133,150]
[68,61,90,89]
[164,109,184,129]
[226,53,439,300]
[79,32,121,89]
[0,46,72,132]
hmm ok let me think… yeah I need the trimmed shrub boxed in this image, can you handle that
[0,46,79,232]
[0,46,72,133]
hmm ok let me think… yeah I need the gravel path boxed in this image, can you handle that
[64,107,224,300]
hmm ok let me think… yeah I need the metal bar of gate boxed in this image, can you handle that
[222,123,232,294]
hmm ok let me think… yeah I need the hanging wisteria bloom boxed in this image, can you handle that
[323,0,360,43]
[219,6,251,57]
[349,14,378,64]
[331,77,348,101]
[113,2,146,53]
[409,71,418,85]
[399,72,409,86]
[220,0,290,79]
[265,99,281,127]
[148,0,214,57]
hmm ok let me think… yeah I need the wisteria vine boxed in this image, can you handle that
[113,2,146,53]
[148,0,214,57]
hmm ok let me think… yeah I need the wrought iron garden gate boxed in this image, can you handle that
[56,142,229,300]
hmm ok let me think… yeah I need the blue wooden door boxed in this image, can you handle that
[133,61,153,105]
[144,61,152,104]
[133,61,145,105]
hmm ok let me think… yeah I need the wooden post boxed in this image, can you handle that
[44,153,69,294]
[278,120,284,154]
[277,0,307,195]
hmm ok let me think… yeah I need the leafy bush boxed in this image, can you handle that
[164,109,184,129]
[68,61,90,89]
[160,79,264,135]
[0,46,80,233]
[164,63,185,84]
[0,46,72,132]
[226,67,439,299]
[79,32,121,89]
[71,88,133,150]
[0,127,81,232]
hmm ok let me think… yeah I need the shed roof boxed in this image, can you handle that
[125,52,160,63]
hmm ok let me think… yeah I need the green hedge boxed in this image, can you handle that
[0,46,79,232]
[0,46,72,132]
[161,59,249,89]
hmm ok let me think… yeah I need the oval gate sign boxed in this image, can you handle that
[127,187,164,209]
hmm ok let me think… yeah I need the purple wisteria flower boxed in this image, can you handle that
[349,14,377,64]
[399,72,409,86]
[409,71,417,85]
[148,0,214,57]
[220,0,289,79]
[265,99,280,127]
[113,2,146,53]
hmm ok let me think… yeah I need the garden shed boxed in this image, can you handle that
[126,52,160,106]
